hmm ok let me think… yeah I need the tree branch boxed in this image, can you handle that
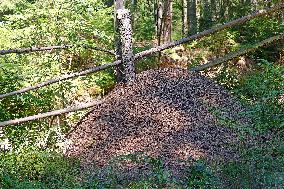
[0,100,104,127]
[0,44,116,56]
[190,35,284,72]
[0,60,120,99]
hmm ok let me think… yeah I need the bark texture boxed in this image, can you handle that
[117,9,136,83]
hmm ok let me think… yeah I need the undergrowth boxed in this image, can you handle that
[233,61,284,132]
[0,149,219,189]
[215,60,284,188]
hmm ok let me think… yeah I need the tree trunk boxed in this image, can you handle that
[188,0,197,35]
[161,0,173,43]
[117,9,136,83]
[219,0,227,21]
[114,0,124,82]
[182,0,188,36]
[130,0,137,29]
[156,0,163,45]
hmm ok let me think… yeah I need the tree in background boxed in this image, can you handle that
[187,0,197,35]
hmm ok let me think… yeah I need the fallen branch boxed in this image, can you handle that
[0,100,103,127]
[0,60,120,99]
[0,3,283,99]
[0,44,116,56]
[135,3,284,60]
[190,35,284,72]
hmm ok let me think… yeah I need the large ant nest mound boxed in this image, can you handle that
[65,68,249,172]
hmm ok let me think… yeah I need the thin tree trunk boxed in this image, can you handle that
[156,0,163,63]
[219,0,227,21]
[156,0,163,45]
[188,0,197,35]
[131,0,137,28]
[182,0,188,36]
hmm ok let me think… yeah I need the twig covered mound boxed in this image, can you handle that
[65,68,248,168]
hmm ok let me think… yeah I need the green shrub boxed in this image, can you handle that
[0,149,220,189]
[0,147,82,189]
[234,61,284,131]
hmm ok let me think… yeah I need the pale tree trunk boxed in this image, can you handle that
[188,0,197,35]
[154,0,158,33]
[182,0,188,36]
[114,0,124,82]
[117,9,136,83]
[114,0,135,83]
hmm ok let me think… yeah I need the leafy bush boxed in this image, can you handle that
[0,0,116,148]
[221,140,284,188]
[234,61,284,131]
[0,147,82,189]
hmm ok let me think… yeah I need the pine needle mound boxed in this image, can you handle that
[65,68,248,169]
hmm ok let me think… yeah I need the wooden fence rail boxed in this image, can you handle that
[0,3,283,127]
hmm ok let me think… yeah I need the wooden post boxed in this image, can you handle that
[116,8,136,83]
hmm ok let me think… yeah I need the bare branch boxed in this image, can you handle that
[0,44,116,56]
[190,35,284,72]
[0,60,120,99]
[0,100,104,127]
[134,3,284,60]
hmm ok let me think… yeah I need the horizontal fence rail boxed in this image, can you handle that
[0,3,283,127]
[0,44,116,56]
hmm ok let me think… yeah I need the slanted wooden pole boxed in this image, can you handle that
[117,8,136,83]
[190,35,284,72]
[0,100,104,127]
